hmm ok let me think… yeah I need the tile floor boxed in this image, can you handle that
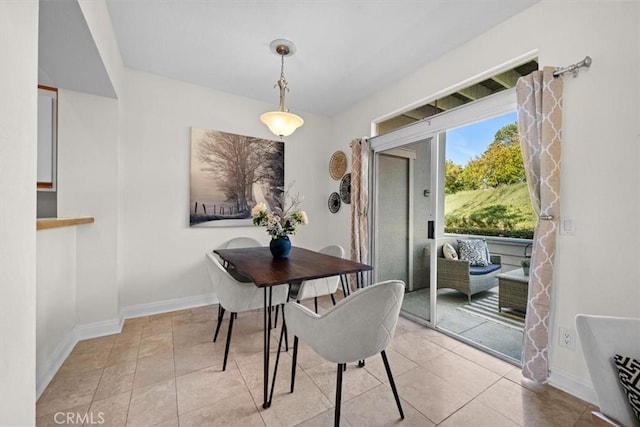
[401,288,525,361]
[36,295,598,426]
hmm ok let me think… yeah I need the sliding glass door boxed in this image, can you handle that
[372,138,439,324]
[370,88,528,363]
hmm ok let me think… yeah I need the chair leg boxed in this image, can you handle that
[290,336,299,393]
[330,293,336,306]
[314,297,318,314]
[340,275,349,297]
[222,311,235,371]
[381,350,404,419]
[274,305,279,328]
[335,363,345,427]
[213,306,225,342]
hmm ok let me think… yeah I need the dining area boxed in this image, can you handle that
[209,237,405,426]
[34,234,595,426]
[32,180,601,426]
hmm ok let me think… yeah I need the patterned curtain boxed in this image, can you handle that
[516,67,563,383]
[350,137,370,272]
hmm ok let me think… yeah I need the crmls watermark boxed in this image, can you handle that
[54,411,105,425]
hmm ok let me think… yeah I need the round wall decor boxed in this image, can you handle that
[339,173,351,204]
[328,192,341,213]
[329,151,347,180]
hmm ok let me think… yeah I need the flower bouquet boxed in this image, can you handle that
[251,185,308,258]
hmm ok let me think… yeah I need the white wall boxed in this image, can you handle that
[0,1,38,425]
[119,69,332,308]
[36,227,77,397]
[34,89,121,399]
[330,1,640,401]
[57,89,119,325]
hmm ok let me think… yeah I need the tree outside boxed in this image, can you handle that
[445,120,534,238]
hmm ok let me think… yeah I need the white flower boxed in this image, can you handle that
[299,210,309,225]
[250,184,308,238]
[251,202,267,217]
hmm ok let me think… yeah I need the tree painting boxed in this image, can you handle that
[190,128,284,227]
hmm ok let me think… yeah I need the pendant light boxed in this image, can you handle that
[260,39,304,138]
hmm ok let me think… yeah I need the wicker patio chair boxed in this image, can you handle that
[436,239,502,303]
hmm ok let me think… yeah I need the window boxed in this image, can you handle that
[444,111,534,239]
[372,58,538,240]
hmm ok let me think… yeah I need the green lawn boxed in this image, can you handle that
[444,182,535,238]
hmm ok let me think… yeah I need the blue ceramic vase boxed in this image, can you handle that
[270,236,291,259]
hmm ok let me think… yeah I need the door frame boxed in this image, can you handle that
[369,88,516,327]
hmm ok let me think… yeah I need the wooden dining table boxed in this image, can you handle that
[213,246,373,409]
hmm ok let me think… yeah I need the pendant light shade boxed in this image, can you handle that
[260,40,303,138]
[260,111,304,137]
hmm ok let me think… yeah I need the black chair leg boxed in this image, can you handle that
[274,305,279,328]
[314,297,318,314]
[340,275,349,297]
[381,350,404,419]
[330,293,336,306]
[213,306,225,342]
[335,363,345,427]
[290,336,299,393]
[222,311,235,371]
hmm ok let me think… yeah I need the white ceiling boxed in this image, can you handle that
[39,0,116,98]
[44,0,541,116]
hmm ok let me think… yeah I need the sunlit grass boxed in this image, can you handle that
[445,182,536,232]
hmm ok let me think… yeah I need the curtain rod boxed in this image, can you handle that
[553,56,592,77]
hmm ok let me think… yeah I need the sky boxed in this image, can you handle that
[446,111,517,166]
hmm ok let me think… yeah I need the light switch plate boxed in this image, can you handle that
[560,217,576,235]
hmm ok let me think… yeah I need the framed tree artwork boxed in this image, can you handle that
[190,128,284,227]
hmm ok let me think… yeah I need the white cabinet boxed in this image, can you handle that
[37,86,57,191]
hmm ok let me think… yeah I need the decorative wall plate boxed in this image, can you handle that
[328,192,341,213]
[339,173,351,204]
[329,151,347,180]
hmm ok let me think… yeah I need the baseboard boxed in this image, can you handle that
[36,327,77,399]
[75,318,123,341]
[119,293,217,320]
[36,293,217,399]
[548,367,597,406]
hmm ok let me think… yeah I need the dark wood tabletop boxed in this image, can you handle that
[213,246,372,287]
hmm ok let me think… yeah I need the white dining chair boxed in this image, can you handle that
[576,314,640,427]
[214,236,262,264]
[284,280,406,426]
[212,237,263,339]
[295,245,346,312]
[205,253,289,370]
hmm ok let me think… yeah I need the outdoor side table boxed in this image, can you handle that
[497,268,529,313]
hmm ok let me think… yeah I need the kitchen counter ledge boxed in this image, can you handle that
[37,217,95,230]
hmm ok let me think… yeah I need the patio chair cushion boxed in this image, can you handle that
[443,243,459,260]
[469,264,502,275]
[613,354,640,421]
[458,239,490,266]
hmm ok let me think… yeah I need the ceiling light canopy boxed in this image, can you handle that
[260,39,304,138]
